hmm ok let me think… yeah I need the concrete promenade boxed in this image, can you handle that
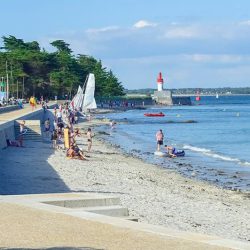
[0,103,44,123]
[1,193,249,250]
[0,107,249,250]
[0,103,56,149]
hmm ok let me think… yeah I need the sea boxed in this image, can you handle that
[97,95,250,192]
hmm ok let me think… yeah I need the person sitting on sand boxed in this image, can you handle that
[164,145,177,158]
[156,129,164,151]
[66,144,86,160]
[67,145,75,158]
[73,143,86,160]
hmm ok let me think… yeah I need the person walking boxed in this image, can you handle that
[86,128,94,152]
[29,96,36,111]
[156,129,164,151]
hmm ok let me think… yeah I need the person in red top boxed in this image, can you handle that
[156,129,164,151]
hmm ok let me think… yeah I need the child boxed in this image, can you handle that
[44,118,50,137]
[51,130,58,149]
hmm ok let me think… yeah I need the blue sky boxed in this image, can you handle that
[1,0,250,89]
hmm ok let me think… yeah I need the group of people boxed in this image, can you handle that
[155,129,176,158]
[48,103,94,161]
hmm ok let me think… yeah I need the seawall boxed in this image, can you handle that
[0,104,56,149]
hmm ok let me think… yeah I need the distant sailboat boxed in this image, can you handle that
[216,93,219,99]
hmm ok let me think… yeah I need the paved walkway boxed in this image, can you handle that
[0,104,41,123]
[0,201,240,250]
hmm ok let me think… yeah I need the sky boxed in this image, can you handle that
[1,0,250,89]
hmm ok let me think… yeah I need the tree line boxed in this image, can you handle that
[0,35,125,99]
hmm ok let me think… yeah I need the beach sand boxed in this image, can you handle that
[0,116,249,243]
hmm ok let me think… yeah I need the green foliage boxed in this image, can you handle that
[0,35,125,99]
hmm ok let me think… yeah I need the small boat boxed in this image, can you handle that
[144,113,165,117]
[216,93,219,99]
[154,149,185,157]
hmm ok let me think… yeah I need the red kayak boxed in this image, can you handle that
[144,113,165,117]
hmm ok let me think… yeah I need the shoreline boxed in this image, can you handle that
[0,114,249,243]
[63,117,250,242]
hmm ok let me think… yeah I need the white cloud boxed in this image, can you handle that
[188,54,248,64]
[164,26,200,39]
[133,20,157,29]
[239,20,250,26]
[86,26,120,34]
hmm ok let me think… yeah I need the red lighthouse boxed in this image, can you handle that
[157,72,164,91]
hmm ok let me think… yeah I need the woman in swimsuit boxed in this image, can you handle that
[86,128,94,152]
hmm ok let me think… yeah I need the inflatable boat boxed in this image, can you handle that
[172,148,185,157]
[144,113,165,117]
[154,148,185,157]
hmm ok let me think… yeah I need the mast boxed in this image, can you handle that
[82,74,89,94]
[5,61,9,102]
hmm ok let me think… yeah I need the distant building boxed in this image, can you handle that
[153,72,191,105]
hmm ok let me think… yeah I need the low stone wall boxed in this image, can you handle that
[0,103,56,149]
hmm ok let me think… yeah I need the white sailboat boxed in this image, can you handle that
[70,85,84,110]
[70,73,97,112]
[216,93,219,99]
[82,73,97,111]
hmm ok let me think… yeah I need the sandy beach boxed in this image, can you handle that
[0,114,250,244]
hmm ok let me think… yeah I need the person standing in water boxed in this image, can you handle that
[156,129,164,151]
[86,128,94,152]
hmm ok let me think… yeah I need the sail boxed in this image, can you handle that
[82,73,97,110]
[70,85,84,110]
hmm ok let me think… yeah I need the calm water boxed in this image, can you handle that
[98,95,250,191]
